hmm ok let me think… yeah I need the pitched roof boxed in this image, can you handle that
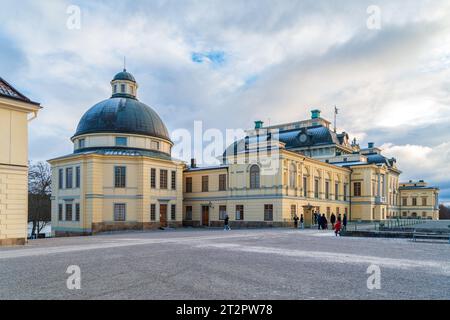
[0,77,40,106]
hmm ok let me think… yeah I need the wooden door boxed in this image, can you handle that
[202,206,209,226]
[160,204,167,227]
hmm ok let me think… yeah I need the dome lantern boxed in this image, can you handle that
[110,69,139,99]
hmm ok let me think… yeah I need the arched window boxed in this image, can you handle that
[289,163,296,188]
[250,165,260,189]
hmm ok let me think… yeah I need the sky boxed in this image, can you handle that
[1,0,450,203]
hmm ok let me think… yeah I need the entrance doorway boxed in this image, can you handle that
[202,206,209,226]
[302,205,320,227]
[160,204,167,227]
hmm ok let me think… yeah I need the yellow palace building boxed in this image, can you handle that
[49,70,439,236]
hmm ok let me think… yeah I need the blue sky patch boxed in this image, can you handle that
[191,50,226,67]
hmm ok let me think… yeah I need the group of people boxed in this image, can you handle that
[313,212,347,236]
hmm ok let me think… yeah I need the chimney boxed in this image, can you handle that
[368,142,374,149]
[311,109,321,119]
[190,158,196,168]
[254,120,264,129]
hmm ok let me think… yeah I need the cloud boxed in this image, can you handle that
[1,0,449,202]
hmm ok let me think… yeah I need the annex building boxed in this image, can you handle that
[0,78,41,245]
[49,70,439,236]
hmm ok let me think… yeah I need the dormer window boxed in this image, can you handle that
[115,137,127,146]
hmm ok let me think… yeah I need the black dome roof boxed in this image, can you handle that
[113,70,136,82]
[73,97,170,141]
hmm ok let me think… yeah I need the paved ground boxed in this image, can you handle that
[0,228,449,300]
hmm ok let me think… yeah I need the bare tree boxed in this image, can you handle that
[439,204,450,220]
[28,161,52,237]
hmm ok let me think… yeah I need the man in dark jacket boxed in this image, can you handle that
[330,213,336,229]
[224,214,230,231]
[293,215,299,229]
[317,213,322,230]
[322,214,328,230]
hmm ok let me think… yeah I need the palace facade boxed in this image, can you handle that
[49,71,439,236]
[0,78,41,245]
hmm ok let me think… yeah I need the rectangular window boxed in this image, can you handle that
[78,138,85,149]
[115,136,127,146]
[185,206,192,220]
[303,177,307,197]
[264,204,273,221]
[219,205,227,220]
[75,166,80,188]
[344,183,348,201]
[75,203,80,221]
[58,204,63,221]
[412,198,417,206]
[235,205,244,220]
[150,168,156,188]
[114,166,126,188]
[58,169,63,189]
[65,168,73,189]
[160,169,168,189]
[314,179,319,198]
[325,181,330,199]
[290,204,296,219]
[422,197,427,206]
[402,197,407,206]
[150,204,156,221]
[219,174,227,191]
[186,177,192,193]
[202,176,209,192]
[335,183,339,200]
[65,203,73,221]
[120,84,125,93]
[171,204,176,220]
[171,171,176,190]
[114,203,126,221]
[354,182,361,197]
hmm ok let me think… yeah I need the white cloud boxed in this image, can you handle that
[1,0,450,201]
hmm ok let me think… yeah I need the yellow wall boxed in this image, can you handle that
[0,97,40,245]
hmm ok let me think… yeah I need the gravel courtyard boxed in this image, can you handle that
[0,228,449,300]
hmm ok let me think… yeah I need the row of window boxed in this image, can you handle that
[402,197,428,206]
[113,203,177,221]
[185,174,227,193]
[114,166,177,189]
[58,167,81,189]
[58,203,80,221]
[185,204,348,222]
[77,137,161,150]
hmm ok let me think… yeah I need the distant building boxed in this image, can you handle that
[398,180,439,219]
[49,71,439,237]
[0,77,41,245]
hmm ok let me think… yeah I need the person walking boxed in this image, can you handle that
[322,214,328,230]
[293,215,299,229]
[330,213,336,229]
[300,214,304,229]
[343,213,347,231]
[334,219,342,236]
[317,213,322,230]
[224,214,231,231]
